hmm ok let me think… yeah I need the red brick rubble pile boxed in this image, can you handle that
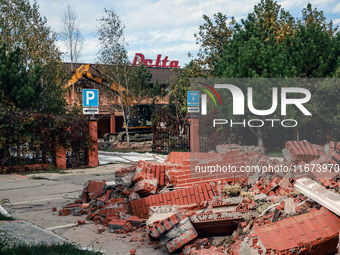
[58,140,340,254]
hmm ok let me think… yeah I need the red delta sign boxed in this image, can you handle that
[132,53,181,68]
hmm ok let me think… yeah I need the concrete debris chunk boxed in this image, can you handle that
[146,212,184,238]
[133,172,158,196]
[283,197,296,215]
[182,238,210,255]
[295,177,340,216]
[161,216,198,253]
[115,166,136,188]
[103,181,117,191]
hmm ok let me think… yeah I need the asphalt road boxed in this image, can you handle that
[0,163,167,255]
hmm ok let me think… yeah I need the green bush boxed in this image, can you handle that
[0,109,91,171]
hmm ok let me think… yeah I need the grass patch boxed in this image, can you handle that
[265,150,283,157]
[23,167,67,175]
[0,242,102,255]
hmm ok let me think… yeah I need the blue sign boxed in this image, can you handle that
[83,89,99,107]
[187,91,200,106]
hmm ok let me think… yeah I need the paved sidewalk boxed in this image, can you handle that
[0,161,167,254]
[0,220,67,244]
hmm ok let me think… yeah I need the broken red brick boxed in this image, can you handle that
[133,176,158,197]
[108,219,133,233]
[77,220,86,225]
[80,180,107,203]
[147,213,184,238]
[58,209,70,216]
[248,207,340,254]
[164,227,198,253]
[284,141,323,164]
[131,184,214,219]
[122,215,142,228]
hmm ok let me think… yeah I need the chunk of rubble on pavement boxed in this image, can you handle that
[57,140,340,254]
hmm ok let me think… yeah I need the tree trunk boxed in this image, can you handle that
[125,121,130,149]
[249,127,265,150]
[122,108,130,149]
[257,128,264,150]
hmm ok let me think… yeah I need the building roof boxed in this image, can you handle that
[148,67,178,85]
[64,63,178,86]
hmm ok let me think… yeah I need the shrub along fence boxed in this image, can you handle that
[0,108,98,173]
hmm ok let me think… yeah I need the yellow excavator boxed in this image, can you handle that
[65,64,158,142]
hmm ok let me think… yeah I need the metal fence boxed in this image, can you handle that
[0,142,89,170]
[66,146,88,168]
[0,143,55,167]
[152,123,190,154]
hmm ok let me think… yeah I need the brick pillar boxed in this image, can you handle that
[337,231,340,255]
[110,114,116,134]
[88,117,99,167]
[55,144,66,169]
[189,116,200,152]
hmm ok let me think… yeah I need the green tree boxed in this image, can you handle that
[0,0,67,114]
[97,8,133,148]
[194,12,236,70]
[285,22,340,78]
[168,61,206,123]
[0,44,42,110]
[308,79,340,140]
[282,7,340,140]
[211,1,339,148]
[300,3,338,37]
[129,63,158,104]
[213,14,294,78]
[253,0,296,42]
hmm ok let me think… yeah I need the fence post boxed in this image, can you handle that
[55,144,66,169]
[88,116,99,167]
[189,116,200,152]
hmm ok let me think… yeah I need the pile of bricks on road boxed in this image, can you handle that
[58,140,340,254]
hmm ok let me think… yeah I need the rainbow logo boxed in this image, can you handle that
[196,82,223,106]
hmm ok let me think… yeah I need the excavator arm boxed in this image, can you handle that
[65,64,133,106]
[66,64,156,142]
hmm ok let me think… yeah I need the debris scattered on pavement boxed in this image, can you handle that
[58,140,340,254]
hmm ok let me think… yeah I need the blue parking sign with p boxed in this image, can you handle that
[83,89,99,107]
[187,91,199,106]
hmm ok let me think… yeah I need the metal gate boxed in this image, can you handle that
[152,122,190,154]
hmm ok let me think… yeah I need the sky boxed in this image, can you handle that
[31,0,340,67]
